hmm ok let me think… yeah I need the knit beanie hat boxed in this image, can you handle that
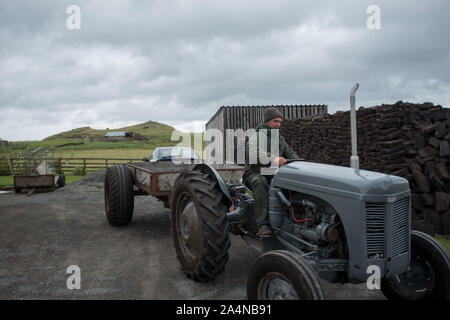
[264,107,283,122]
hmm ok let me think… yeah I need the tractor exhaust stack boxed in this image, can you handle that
[350,83,359,172]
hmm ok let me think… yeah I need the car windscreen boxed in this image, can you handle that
[160,148,199,159]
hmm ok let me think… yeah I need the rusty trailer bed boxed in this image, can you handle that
[14,174,57,189]
[125,162,244,207]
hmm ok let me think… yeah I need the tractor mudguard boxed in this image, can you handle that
[192,163,233,207]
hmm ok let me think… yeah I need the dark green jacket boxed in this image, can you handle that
[244,123,298,177]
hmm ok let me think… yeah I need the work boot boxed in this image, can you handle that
[258,224,273,238]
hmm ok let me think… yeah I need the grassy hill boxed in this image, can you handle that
[44,120,175,140]
[4,120,204,160]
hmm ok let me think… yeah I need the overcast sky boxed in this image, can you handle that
[1,0,449,141]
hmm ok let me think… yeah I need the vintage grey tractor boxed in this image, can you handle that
[167,84,449,300]
[169,159,449,300]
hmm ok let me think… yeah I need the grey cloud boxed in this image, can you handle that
[1,0,449,140]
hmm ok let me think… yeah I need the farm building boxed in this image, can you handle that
[105,131,145,141]
[205,105,328,164]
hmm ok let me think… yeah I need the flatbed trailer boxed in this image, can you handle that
[123,162,244,208]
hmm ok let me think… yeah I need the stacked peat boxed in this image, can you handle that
[281,101,450,235]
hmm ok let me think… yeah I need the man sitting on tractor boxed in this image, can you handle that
[243,107,298,238]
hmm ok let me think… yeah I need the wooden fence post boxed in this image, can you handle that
[0,139,14,175]
[56,158,62,173]
[10,158,14,175]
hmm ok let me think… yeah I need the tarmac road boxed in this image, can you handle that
[0,170,384,300]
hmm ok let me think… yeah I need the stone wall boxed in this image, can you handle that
[280,101,450,235]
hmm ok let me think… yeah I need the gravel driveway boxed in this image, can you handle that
[0,170,384,299]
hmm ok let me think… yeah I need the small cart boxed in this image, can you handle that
[13,147,65,193]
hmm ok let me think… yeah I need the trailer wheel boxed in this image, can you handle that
[57,174,66,188]
[104,165,134,226]
[381,230,450,300]
[171,170,231,281]
[247,250,326,300]
[14,188,21,193]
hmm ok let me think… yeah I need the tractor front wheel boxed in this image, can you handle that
[247,250,326,300]
[381,230,450,300]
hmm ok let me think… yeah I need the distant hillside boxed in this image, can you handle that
[44,120,176,140]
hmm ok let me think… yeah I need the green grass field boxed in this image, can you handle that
[0,175,13,186]
[6,138,177,158]
[55,148,155,159]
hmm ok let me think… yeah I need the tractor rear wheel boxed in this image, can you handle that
[381,230,450,300]
[171,170,231,281]
[247,250,326,300]
[104,165,134,226]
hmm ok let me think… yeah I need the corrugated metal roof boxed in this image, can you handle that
[105,131,127,137]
